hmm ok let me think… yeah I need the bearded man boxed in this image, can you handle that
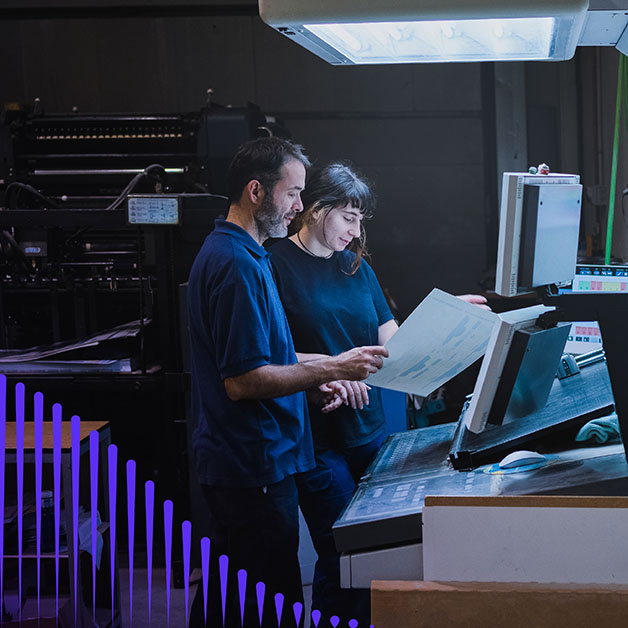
[187,137,387,627]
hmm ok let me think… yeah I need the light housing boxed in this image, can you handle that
[259,0,590,64]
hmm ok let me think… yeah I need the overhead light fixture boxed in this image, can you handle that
[259,0,590,64]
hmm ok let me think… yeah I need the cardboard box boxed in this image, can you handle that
[372,580,628,628]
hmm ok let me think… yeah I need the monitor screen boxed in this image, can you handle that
[464,173,583,434]
[462,304,568,433]
[462,305,572,434]
[495,172,582,297]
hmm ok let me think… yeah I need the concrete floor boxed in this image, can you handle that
[1,567,191,628]
[119,567,191,627]
[119,568,312,628]
[3,567,312,627]
[118,569,313,628]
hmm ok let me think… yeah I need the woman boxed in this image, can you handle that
[270,163,487,624]
[268,163,397,625]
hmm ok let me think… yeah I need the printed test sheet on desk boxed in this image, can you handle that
[366,288,497,396]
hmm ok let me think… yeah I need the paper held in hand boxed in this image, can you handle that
[366,288,497,396]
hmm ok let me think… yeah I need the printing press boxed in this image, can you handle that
[0,101,280,546]
[335,173,628,589]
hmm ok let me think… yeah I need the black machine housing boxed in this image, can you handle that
[0,102,274,359]
[0,101,282,583]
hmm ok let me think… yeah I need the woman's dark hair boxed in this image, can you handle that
[292,162,375,274]
[227,137,311,203]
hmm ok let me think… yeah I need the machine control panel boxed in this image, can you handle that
[127,195,180,225]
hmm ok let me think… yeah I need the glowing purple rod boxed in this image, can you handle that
[201,537,210,626]
[52,404,62,624]
[238,569,247,627]
[311,609,321,627]
[90,431,99,621]
[163,500,173,625]
[71,416,81,625]
[127,460,136,625]
[256,582,265,627]
[108,445,118,626]
[34,392,44,618]
[274,593,284,627]
[145,481,155,624]
[15,383,25,623]
[0,375,6,619]
[182,520,192,626]
[220,555,229,628]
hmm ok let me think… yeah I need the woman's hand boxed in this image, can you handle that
[310,380,372,413]
[456,294,491,311]
[308,381,348,413]
[334,380,370,410]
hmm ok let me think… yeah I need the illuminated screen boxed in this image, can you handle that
[127,196,180,225]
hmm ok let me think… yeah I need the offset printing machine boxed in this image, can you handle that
[336,171,628,587]
[0,100,284,582]
[0,100,275,366]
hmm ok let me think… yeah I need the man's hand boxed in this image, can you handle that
[332,345,389,381]
[307,381,348,413]
[457,294,491,311]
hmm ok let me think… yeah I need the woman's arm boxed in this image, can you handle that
[378,319,399,345]
[296,351,328,362]
[457,294,491,310]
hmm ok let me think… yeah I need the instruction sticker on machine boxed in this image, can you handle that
[366,288,497,396]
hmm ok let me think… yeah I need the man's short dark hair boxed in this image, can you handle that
[227,137,311,203]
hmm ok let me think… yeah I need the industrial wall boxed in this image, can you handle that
[578,48,628,263]
[0,14,622,316]
[0,14,485,318]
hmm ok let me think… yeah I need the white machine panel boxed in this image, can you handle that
[423,495,628,584]
[340,543,423,589]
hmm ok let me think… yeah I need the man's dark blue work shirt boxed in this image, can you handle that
[187,220,314,488]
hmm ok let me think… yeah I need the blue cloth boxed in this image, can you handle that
[268,238,394,449]
[189,476,302,628]
[575,412,621,444]
[187,220,314,488]
[297,434,385,626]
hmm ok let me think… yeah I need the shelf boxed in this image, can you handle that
[3,552,69,559]
[4,521,108,559]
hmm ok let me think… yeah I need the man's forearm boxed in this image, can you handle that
[224,359,341,401]
[224,345,387,401]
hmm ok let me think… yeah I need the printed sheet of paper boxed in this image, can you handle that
[366,288,497,396]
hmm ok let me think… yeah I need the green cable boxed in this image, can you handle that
[605,53,625,265]
[624,52,628,132]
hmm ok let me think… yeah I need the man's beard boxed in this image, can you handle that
[254,193,290,241]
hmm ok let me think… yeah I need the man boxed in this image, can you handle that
[187,137,388,627]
